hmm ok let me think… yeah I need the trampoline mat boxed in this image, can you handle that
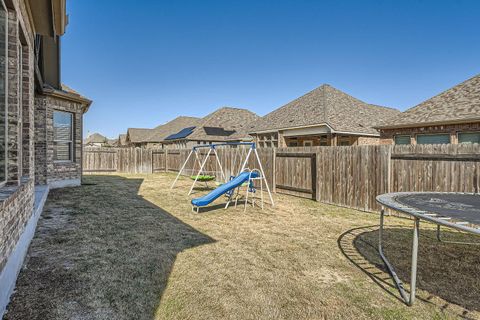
[395,193,480,225]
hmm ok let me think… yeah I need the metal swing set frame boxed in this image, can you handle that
[170,142,274,209]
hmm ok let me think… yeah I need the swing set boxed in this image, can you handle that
[170,142,274,212]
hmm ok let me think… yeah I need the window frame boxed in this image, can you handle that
[53,110,74,162]
[338,136,352,146]
[0,0,8,187]
[288,141,298,147]
[303,140,313,147]
[416,133,451,145]
[457,131,480,144]
[394,135,411,145]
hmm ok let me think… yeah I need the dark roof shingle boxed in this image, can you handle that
[378,74,480,129]
[146,116,201,142]
[126,128,154,143]
[187,107,259,141]
[251,84,400,135]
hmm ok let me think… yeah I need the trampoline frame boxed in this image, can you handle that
[376,192,480,306]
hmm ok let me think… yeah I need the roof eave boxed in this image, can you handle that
[41,86,92,113]
[376,117,480,130]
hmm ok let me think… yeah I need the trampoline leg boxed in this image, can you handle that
[410,217,420,306]
[378,208,419,306]
[436,225,480,245]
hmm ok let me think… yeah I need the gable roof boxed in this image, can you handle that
[250,84,400,135]
[146,116,201,142]
[186,107,259,141]
[377,74,480,129]
[85,133,107,144]
[126,128,154,143]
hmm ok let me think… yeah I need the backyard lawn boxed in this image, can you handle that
[3,173,480,320]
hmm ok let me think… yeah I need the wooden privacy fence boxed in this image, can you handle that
[84,144,480,212]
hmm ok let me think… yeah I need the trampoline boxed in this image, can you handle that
[376,192,480,306]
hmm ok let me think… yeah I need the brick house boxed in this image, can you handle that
[0,0,91,315]
[125,116,201,148]
[250,84,400,147]
[125,127,153,148]
[162,107,259,149]
[377,74,480,145]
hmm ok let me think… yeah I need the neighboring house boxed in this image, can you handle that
[144,116,201,148]
[84,132,108,147]
[250,84,400,147]
[125,128,153,147]
[124,116,201,148]
[162,107,259,149]
[107,138,119,147]
[378,74,480,145]
[0,0,91,315]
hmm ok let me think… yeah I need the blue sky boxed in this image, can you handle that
[62,0,480,138]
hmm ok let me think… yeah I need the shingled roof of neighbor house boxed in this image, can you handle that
[186,107,260,141]
[377,74,480,129]
[107,138,118,146]
[146,116,201,142]
[250,84,400,136]
[85,133,107,144]
[126,128,155,143]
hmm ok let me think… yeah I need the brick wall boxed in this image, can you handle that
[379,122,480,145]
[356,136,380,145]
[0,178,34,273]
[35,94,84,186]
[0,0,35,279]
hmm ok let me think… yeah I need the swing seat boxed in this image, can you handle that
[190,175,215,182]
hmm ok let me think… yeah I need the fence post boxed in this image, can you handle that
[272,148,276,193]
[387,145,392,194]
[165,149,168,172]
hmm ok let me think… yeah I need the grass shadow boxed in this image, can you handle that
[338,224,480,317]
[3,175,215,320]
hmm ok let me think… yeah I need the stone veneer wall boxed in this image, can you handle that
[35,95,84,187]
[379,122,480,145]
[0,178,34,273]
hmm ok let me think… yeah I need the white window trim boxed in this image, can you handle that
[53,111,74,163]
[303,140,313,147]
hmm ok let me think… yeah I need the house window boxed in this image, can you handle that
[53,111,74,161]
[0,2,6,184]
[288,141,298,147]
[319,136,328,146]
[394,135,411,145]
[303,140,313,147]
[458,132,480,144]
[416,133,450,145]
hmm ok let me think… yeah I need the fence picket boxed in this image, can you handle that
[84,144,480,212]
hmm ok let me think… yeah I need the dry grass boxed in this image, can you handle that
[3,173,480,320]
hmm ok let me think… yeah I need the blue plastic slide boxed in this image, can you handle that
[191,171,259,207]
